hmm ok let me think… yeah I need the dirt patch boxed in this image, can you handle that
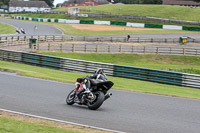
[0,110,112,133]
[69,24,162,31]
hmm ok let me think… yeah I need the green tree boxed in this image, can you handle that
[193,0,200,2]
[42,0,54,7]
[0,1,3,6]
[142,0,162,4]
[0,0,9,5]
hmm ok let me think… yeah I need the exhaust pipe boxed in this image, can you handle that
[104,93,112,101]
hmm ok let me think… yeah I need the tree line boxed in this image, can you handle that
[0,0,54,7]
[108,0,162,4]
[1,0,200,7]
[108,0,200,4]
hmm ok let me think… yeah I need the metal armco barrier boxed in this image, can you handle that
[0,49,200,89]
[60,58,114,75]
[114,65,183,86]
[22,53,61,69]
[182,74,200,88]
[0,49,22,62]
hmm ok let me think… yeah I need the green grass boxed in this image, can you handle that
[11,12,200,36]
[0,22,16,35]
[13,4,200,28]
[47,22,198,36]
[41,52,200,75]
[0,117,78,133]
[78,4,200,22]
[13,13,68,19]
[51,7,69,12]
[12,13,200,28]
[1,60,200,99]
[51,4,200,23]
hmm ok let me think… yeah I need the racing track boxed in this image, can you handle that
[0,18,63,36]
[1,18,200,40]
[0,71,200,133]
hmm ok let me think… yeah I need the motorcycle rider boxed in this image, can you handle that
[89,68,107,81]
[75,68,107,103]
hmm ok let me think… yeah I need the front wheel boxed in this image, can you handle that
[66,90,75,105]
[87,91,105,110]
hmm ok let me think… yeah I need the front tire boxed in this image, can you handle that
[87,91,105,110]
[66,90,75,105]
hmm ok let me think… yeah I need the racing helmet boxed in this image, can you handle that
[95,68,104,74]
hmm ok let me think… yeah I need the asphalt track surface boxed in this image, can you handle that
[1,71,200,133]
[1,18,200,40]
[0,18,63,36]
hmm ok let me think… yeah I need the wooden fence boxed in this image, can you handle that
[36,43,200,56]
[0,35,197,44]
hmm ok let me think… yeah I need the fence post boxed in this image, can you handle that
[37,43,39,51]
[119,45,122,53]
[183,48,185,55]
[170,47,172,54]
[24,36,27,41]
[72,44,75,52]
[144,46,146,54]
[111,37,113,42]
[156,47,159,54]
[132,46,134,53]
[60,44,63,52]
[48,42,50,51]
[84,45,87,52]
[96,45,98,53]
[101,37,104,42]
[108,45,110,52]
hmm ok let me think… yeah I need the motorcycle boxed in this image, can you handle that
[66,78,114,110]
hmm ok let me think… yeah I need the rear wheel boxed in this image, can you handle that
[87,91,105,110]
[66,90,75,105]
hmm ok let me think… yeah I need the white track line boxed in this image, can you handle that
[0,108,125,133]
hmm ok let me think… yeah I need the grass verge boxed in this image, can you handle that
[74,4,200,22]
[0,60,200,99]
[0,22,16,35]
[47,23,198,36]
[0,117,77,133]
[42,52,200,75]
[0,111,109,133]
[51,5,200,27]
[13,13,200,28]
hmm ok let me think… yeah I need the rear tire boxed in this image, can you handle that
[66,90,75,105]
[87,91,105,110]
